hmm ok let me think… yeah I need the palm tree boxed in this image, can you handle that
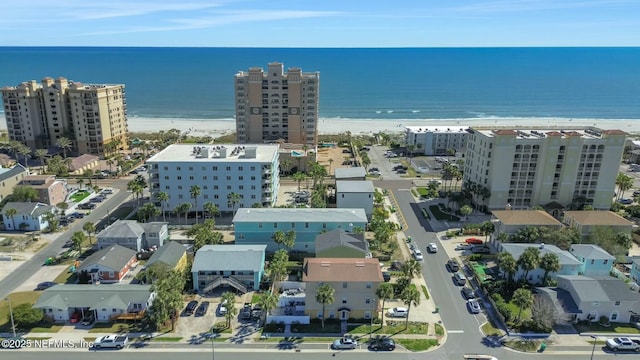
[71,231,86,252]
[315,283,335,328]
[227,192,241,215]
[328,158,334,176]
[517,247,540,282]
[56,137,72,158]
[459,204,473,220]
[497,251,517,286]
[221,291,237,328]
[512,288,533,322]
[616,173,634,199]
[190,185,201,224]
[5,208,17,230]
[76,178,84,190]
[155,191,169,222]
[401,259,422,283]
[35,149,48,173]
[173,203,188,225]
[106,158,114,176]
[83,222,96,246]
[376,283,394,329]
[16,144,31,169]
[257,292,279,321]
[280,158,292,175]
[203,202,220,219]
[400,285,420,329]
[180,202,192,225]
[539,253,560,285]
[293,171,306,192]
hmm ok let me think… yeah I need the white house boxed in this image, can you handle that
[499,243,583,284]
[146,144,280,215]
[404,126,469,156]
[96,220,169,252]
[1,202,55,231]
[336,180,374,219]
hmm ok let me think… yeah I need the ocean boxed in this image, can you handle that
[1,47,639,123]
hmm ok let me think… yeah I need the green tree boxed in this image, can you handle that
[539,252,561,285]
[56,137,72,158]
[400,284,420,329]
[293,171,306,192]
[190,185,201,224]
[147,269,185,330]
[4,208,17,230]
[512,288,533,322]
[227,192,241,215]
[10,303,43,329]
[83,222,96,246]
[222,291,238,328]
[497,251,517,286]
[272,230,285,249]
[71,231,86,252]
[155,191,169,223]
[517,247,540,282]
[203,202,220,219]
[256,292,279,321]
[43,212,58,232]
[139,202,161,222]
[187,220,224,252]
[401,259,422,283]
[35,148,48,173]
[616,173,634,199]
[459,204,473,219]
[16,144,31,168]
[12,185,39,202]
[375,282,395,329]
[315,283,335,329]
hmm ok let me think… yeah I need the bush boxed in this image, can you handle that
[519,319,552,333]
[468,254,482,261]
[495,302,513,323]
[599,315,611,327]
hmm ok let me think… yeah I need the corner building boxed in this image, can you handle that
[463,127,627,210]
[235,62,319,145]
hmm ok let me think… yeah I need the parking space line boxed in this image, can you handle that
[448,330,465,334]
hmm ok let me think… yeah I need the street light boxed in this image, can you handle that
[590,335,600,360]
[210,328,216,360]
[7,296,17,337]
[369,297,377,340]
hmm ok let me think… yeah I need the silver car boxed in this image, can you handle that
[467,299,481,314]
[332,337,357,350]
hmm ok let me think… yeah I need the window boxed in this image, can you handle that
[274,223,278,228]
[614,301,620,306]
[591,259,595,264]
[611,312,618,321]
[366,282,372,289]
[176,167,181,171]
[365,298,371,304]
[178,195,183,199]
[604,260,608,264]
[226,166,231,171]
[305,222,309,228]
[239,176,244,180]
[291,223,295,228]
[258,223,262,229]
[177,176,182,180]
[323,223,327,229]
[342,282,347,288]
[342,297,347,304]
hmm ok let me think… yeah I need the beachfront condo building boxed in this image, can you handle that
[1,77,128,157]
[234,62,320,145]
[463,127,627,210]
[404,126,470,156]
[146,144,279,218]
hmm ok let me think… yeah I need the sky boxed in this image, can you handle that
[1,0,639,47]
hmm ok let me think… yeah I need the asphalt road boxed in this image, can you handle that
[0,180,133,300]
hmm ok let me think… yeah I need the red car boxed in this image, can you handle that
[465,238,483,245]
[70,312,81,323]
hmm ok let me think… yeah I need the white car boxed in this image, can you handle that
[467,299,481,314]
[218,300,228,315]
[332,337,358,350]
[427,243,438,253]
[413,249,423,261]
[387,307,408,318]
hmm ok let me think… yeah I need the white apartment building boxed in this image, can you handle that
[146,144,279,215]
[234,62,319,145]
[463,127,627,210]
[1,77,128,156]
[404,126,469,156]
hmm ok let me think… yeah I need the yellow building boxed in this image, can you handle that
[303,257,383,321]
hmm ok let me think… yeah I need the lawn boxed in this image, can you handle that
[505,301,532,322]
[575,322,640,334]
[349,321,429,335]
[416,187,429,196]
[481,321,503,337]
[428,205,460,221]
[88,321,150,334]
[394,338,439,351]
[70,190,90,203]
[0,291,63,333]
[53,266,78,284]
[504,339,545,352]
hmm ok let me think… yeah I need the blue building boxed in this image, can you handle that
[191,245,266,293]
[233,208,368,253]
[569,244,615,276]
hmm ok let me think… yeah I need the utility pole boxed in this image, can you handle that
[8,296,17,337]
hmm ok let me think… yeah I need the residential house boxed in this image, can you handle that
[0,164,28,202]
[0,154,17,168]
[34,284,154,323]
[19,175,68,205]
[145,241,188,273]
[192,244,267,294]
[315,229,368,258]
[569,244,616,276]
[77,245,138,284]
[630,257,640,287]
[563,210,633,238]
[68,154,99,175]
[233,208,368,253]
[499,243,583,284]
[1,201,54,231]
[490,210,563,246]
[555,275,640,323]
[96,220,168,252]
[303,257,383,321]
[335,180,374,219]
[334,167,366,181]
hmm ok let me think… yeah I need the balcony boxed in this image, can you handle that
[262,178,272,185]
[262,167,272,174]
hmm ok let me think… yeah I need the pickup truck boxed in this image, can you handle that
[94,335,128,349]
[605,337,640,352]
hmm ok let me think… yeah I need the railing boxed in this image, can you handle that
[109,310,146,322]
[202,276,248,294]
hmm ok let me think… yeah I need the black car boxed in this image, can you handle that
[369,337,395,351]
[36,281,57,290]
[471,246,491,254]
[184,300,198,316]
[447,259,460,272]
[461,287,476,300]
[390,261,403,271]
[382,272,391,282]
[369,167,379,172]
[195,301,209,316]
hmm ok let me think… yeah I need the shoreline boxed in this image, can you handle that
[1,115,639,137]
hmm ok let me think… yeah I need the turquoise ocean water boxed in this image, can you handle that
[1,47,639,124]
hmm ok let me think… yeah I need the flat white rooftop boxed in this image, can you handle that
[147,144,279,163]
[472,127,625,139]
[405,126,469,133]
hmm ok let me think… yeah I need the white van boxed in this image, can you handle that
[387,307,408,318]
[454,272,467,286]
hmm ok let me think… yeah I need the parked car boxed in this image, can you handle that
[447,259,460,272]
[396,169,407,174]
[461,287,476,300]
[70,212,84,219]
[70,312,82,323]
[382,272,391,282]
[184,300,198,316]
[455,244,471,251]
[332,336,357,350]
[471,246,491,254]
[251,304,263,320]
[94,335,128,349]
[387,307,408,318]
[240,303,252,319]
[218,300,228,315]
[605,337,640,352]
[390,261,403,271]
[427,243,438,253]
[413,249,423,261]
[102,188,114,194]
[195,301,209,317]
[618,198,634,205]
[36,281,57,290]
[465,238,483,245]
[467,299,481,314]
[368,337,395,351]
[369,167,379,172]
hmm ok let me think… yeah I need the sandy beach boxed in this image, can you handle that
[2,115,639,138]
